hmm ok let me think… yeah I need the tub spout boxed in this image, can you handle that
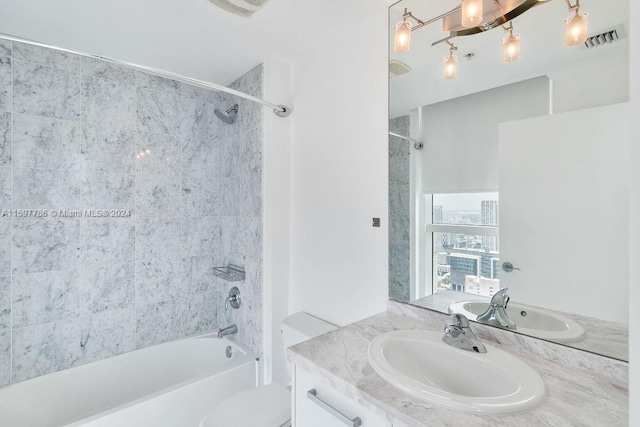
[217,324,238,338]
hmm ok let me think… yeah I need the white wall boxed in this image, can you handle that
[629,0,639,422]
[262,58,293,386]
[500,104,629,324]
[288,8,389,326]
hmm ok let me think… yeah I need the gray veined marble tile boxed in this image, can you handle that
[220,216,263,266]
[13,113,82,170]
[0,112,10,166]
[13,166,82,211]
[136,174,181,218]
[181,83,219,103]
[228,64,263,95]
[0,277,9,386]
[12,220,80,274]
[0,166,10,211]
[135,217,181,261]
[0,57,11,113]
[82,74,136,129]
[220,127,262,178]
[182,137,219,174]
[136,300,182,349]
[389,136,410,158]
[13,59,81,121]
[81,306,135,364]
[220,173,262,218]
[82,262,134,314]
[136,71,181,95]
[389,215,410,245]
[182,217,220,258]
[137,88,181,136]
[82,124,135,174]
[136,132,181,176]
[81,219,135,268]
[12,269,80,328]
[136,259,181,306]
[0,221,9,276]
[389,155,410,186]
[83,173,135,212]
[12,318,81,383]
[181,97,221,141]
[389,115,410,136]
[0,276,9,326]
[389,181,410,218]
[0,326,9,386]
[182,172,219,218]
[81,57,135,85]
[13,42,81,72]
[0,39,11,58]
[182,286,217,338]
[182,256,214,294]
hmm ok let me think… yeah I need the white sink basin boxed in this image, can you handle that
[367,330,546,414]
[448,301,585,343]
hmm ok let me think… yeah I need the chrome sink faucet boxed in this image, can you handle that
[217,324,238,338]
[442,313,487,353]
[476,288,517,330]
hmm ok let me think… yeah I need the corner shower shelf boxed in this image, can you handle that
[213,264,245,282]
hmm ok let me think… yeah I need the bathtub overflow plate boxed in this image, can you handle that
[226,346,233,358]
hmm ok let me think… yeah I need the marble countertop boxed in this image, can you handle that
[287,311,628,427]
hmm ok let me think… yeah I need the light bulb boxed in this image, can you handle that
[502,32,521,62]
[443,54,458,79]
[394,21,412,53]
[461,0,483,28]
[565,11,588,46]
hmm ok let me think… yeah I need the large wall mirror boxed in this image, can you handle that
[388,0,629,361]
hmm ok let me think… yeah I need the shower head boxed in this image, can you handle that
[214,104,239,125]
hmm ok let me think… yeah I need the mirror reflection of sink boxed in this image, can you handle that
[368,330,546,414]
[448,301,585,343]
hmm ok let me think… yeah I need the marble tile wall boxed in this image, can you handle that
[388,116,410,302]
[0,38,264,386]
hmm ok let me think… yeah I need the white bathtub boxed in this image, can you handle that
[0,333,257,427]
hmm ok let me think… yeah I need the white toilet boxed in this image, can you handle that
[200,312,337,427]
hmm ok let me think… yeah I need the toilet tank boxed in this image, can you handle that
[281,312,337,351]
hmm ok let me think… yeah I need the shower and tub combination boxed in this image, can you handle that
[0,31,296,427]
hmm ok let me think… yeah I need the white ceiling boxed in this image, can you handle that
[0,0,388,85]
[390,0,630,117]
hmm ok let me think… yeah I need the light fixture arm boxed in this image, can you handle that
[565,0,580,13]
[403,6,463,32]
[445,40,458,55]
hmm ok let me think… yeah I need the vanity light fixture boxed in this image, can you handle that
[564,0,589,46]
[392,0,592,74]
[443,41,459,80]
[502,23,522,63]
[461,0,483,28]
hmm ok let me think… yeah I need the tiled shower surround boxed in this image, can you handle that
[388,116,410,302]
[0,38,264,385]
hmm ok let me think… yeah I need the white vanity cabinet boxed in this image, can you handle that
[293,367,392,427]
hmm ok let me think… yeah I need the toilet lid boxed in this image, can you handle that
[199,383,291,427]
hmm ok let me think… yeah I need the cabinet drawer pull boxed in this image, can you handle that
[307,389,362,427]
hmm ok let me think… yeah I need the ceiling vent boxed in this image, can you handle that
[389,60,412,78]
[582,24,626,50]
[207,0,269,18]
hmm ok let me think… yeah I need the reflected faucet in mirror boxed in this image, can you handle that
[477,288,517,330]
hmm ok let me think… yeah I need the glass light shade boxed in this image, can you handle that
[502,33,521,62]
[565,11,588,46]
[394,21,412,53]
[461,0,483,28]
[443,54,458,79]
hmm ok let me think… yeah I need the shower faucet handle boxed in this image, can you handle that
[225,286,241,310]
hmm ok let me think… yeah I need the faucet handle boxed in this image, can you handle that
[449,313,470,328]
[490,288,510,308]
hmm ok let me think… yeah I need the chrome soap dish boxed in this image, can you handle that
[213,264,245,282]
